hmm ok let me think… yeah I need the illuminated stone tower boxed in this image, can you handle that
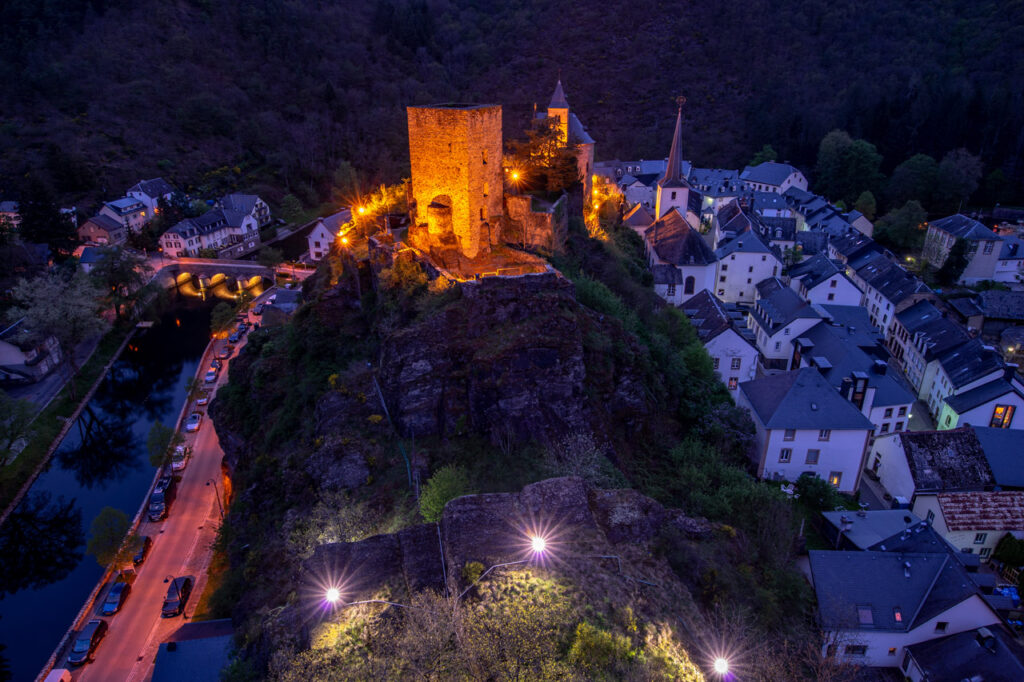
[655,97,691,220]
[547,80,570,145]
[407,104,504,260]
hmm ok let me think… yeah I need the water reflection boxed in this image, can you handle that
[0,492,83,598]
[54,407,140,489]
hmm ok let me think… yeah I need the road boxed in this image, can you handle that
[63,294,269,681]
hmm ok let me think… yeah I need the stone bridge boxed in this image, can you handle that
[150,257,276,296]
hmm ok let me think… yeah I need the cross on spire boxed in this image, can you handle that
[676,95,687,111]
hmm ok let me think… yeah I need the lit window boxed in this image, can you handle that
[990,404,1015,428]
[888,648,897,656]
[829,471,842,487]
[728,377,738,390]
[893,607,902,623]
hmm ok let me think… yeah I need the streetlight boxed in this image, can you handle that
[713,657,729,675]
[206,479,224,519]
[322,586,431,613]
[457,534,548,601]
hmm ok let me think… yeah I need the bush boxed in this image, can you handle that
[567,622,635,676]
[795,474,843,512]
[419,465,472,522]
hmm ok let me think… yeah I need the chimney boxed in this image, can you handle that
[904,561,911,578]
[872,360,888,375]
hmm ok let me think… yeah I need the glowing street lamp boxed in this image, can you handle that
[713,657,729,675]
[325,587,341,604]
[357,206,366,215]
[530,535,547,553]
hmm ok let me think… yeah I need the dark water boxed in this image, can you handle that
[0,300,212,682]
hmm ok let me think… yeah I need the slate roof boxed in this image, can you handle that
[809,550,956,631]
[936,337,1004,388]
[999,235,1024,260]
[688,168,743,196]
[645,209,716,266]
[219,193,261,215]
[715,199,753,236]
[651,264,683,285]
[758,216,797,242]
[750,280,821,332]
[978,290,1024,321]
[623,203,653,229]
[568,112,595,145]
[898,302,970,361]
[829,229,879,260]
[682,290,754,345]
[549,79,568,108]
[947,296,984,318]
[316,208,352,234]
[715,229,774,258]
[128,177,176,198]
[739,367,874,430]
[105,196,145,215]
[740,161,800,187]
[795,231,828,255]
[0,200,18,213]
[751,191,787,213]
[931,214,998,241]
[973,427,1024,487]
[788,253,843,290]
[855,257,930,305]
[906,627,1024,682]
[897,428,995,491]
[944,378,1024,414]
[937,491,1024,531]
[821,510,923,550]
[82,214,125,235]
[79,246,104,264]
[659,106,688,189]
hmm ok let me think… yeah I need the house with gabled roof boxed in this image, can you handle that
[217,193,271,228]
[159,207,261,257]
[891,300,971,394]
[923,214,1002,284]
[622,203,653,238]
[938,372,1024,431]
[713,229,780,304]
[643,208,717,305]
[307,208,351,261]
[850,251,931,339]
[994,234,1024,284]
[736,367,874,492]
[739,161,807,194]
[916,491,1024,562]
[787,253,862,306]
[78,213,127,245]
[127,177,176,216]
[747,278,823,370]
[682,290,758,392]
[902,625,1024,682]
[920,337,1007,420]
[99,196,148,233]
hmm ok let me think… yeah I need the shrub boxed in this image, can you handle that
[419,465,472,522]
[462,560,484,584]
[567,622,635,675]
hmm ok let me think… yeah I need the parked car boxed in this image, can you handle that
[100,582,130,616]
[132,536,152,565]
[236,322,247,334]
[171,444,192,471]
[204,369,218,383]
[67,619,107,666]
[185,413,202,433]
[148,475,176,521]
[253,303,264,316]
[43,669,72,682]
[227,331,241,343]
[216,346,232,359]
[196,390,211,406]
[161,576,194,617]
[210,359,222,370]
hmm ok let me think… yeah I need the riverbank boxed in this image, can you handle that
[0,324,137,520]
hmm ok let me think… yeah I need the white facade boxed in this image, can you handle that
[749,316,821,370]
[790,273,862,306]
[706,329,758,393]
[938,388,1024,430]
[715,251,781,305]
[99,199,147,234]
[307,223,336,261]
[651,263,716,306]
[655,184,690,221]
[910,495,1015,562]
[920,362,1003,421]
[871,435,916,504]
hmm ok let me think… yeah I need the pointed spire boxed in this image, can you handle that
[660,96,688,188]
[549,79,569,109]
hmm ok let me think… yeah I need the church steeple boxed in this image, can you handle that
[549,79,569,109]
[659,96,688,189]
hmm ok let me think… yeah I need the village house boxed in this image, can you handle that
[77,214,127,245]
[159,207,260,258]
[0,318,62,386]
[827,228,881,266]
[902,626,1024,681]
[938,371,1024,430]
[99,196,148,233]
[948,290,1024,340]
[736,366,874,493]
[917,490,1024,562]
[643,209,717,305]
[849,251,931,339]
[919,337,1007,421]
[922,214,1002,284]
[787,253,863,306]
[126,177,176,216]
[622,204,653,239]
[993,235,1024,284]
[681,290,758,392]
[307,209,351,261]
[713,229,781,305]
[687,167,743,217]
[217,193,272,228]
[890,301,970,393]
[739,161,807,194]
[747,278,822,370]
[756,216,798,254]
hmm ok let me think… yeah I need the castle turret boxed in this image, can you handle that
[655,99,691,221]
[547,80,570,145]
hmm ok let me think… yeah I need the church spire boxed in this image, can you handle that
[660,96,687,188]
[549,79,569,109]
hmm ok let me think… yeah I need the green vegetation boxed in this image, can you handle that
[210,302,238,335]
[418,465,472,522]
[146,420,182,469]
[874,200,928,252]
[0,394,35,467]
[85,506,129,568]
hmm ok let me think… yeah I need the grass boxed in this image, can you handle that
[0,323,135,510]
[192,543,229,621]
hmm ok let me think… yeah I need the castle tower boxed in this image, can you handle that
[407,104,504,260]
[655,98,691,220]
[547,80,570,145]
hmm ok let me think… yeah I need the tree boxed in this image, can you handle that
[935,148,983,213]
[257,247,284,269]
[6,270,109,400]
[980,169,1011,207]
[886,154,939,209]
[88,246,154,321]
[17,174,77,258]
[815,130,884,205]
[749,144,778,166]
[0,393,35,465]
[853,191,877,221]
[505,117,580,196]
[210,302,237,335]
[86,506,130,567]
[330,160,360,205]
[281,194,304,224]
[419,465,472,522]
[937,239,970,286]
[873,200,927,252]
[147,420,180,468]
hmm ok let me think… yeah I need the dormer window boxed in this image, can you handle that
[857,606,873,626]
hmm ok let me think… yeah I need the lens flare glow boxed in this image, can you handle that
[713,658,729,674]
[530,535,547,553]
[325,587,341,603]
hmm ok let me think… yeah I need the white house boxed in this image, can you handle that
[643,209,717,305]
[919,337,1006,421]
[913,491,1024,562]
[736,367,874,493]
[850,251,931,341]
[809,548,1001,668]
[159,208,260,258]
[902,626,1024,681]
[307,209,351,261]
[622,203,653,239]
[993,235,1024,284]
[747,278,822,370]
[739,161,808,194]
[681,290,758,392]
[713,230,781,305]
[126,177,176,216]
[922,214,1002,285]
[217,193,272,228]
[887,301,966,388]
[939,373,1024,430]
[787,253,863,306]
[99,197,148,234]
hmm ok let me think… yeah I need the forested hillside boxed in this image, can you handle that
[2,0,1022,210]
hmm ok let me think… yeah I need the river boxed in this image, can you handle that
[0,299,213,682]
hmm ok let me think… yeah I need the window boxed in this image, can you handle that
[898,406,907,417]
[671,191,677,200]
[783,429,796,441]
[721,264,728,271]
[827,293,835,301]
[980,547,991,558]
[482,149,487,164]
[893,607,903,623]
[990,404,1015,428]
[731,358,741,370]
[944,415,952,427]
[667,283,676,297]
[830,279,837,288]
[974,533,988,545]
[880,423,890,433]
[829,471,842,487]
[893,421,904,432]
[728,377,738,390]
[746,278,752,284]
[888,648,897,657]
[857,606,873,626]
[684,276,695,295]
[806,449,820,464]
[779,448,792,463]
[480,208,484,220]
[717,289,725,296]
[844,645,868,656]
[761,255,766,261]
[719,275,726,283]
[934,621,948,633]
[774,342,781,350]
[713,357,720,370]
[984,240,994,254]
[483,182,489,196]
[818,429,831,441]
[884,408,893,418]
[926,509,935,524]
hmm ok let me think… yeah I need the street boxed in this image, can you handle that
[60,293,269,682]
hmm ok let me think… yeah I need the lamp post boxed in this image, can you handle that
[206,479,224,519]
[457,535,548,601]
[713,657,730,676]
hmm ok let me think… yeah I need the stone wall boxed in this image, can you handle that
[407,105,504,259]
[504,193,567,254]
